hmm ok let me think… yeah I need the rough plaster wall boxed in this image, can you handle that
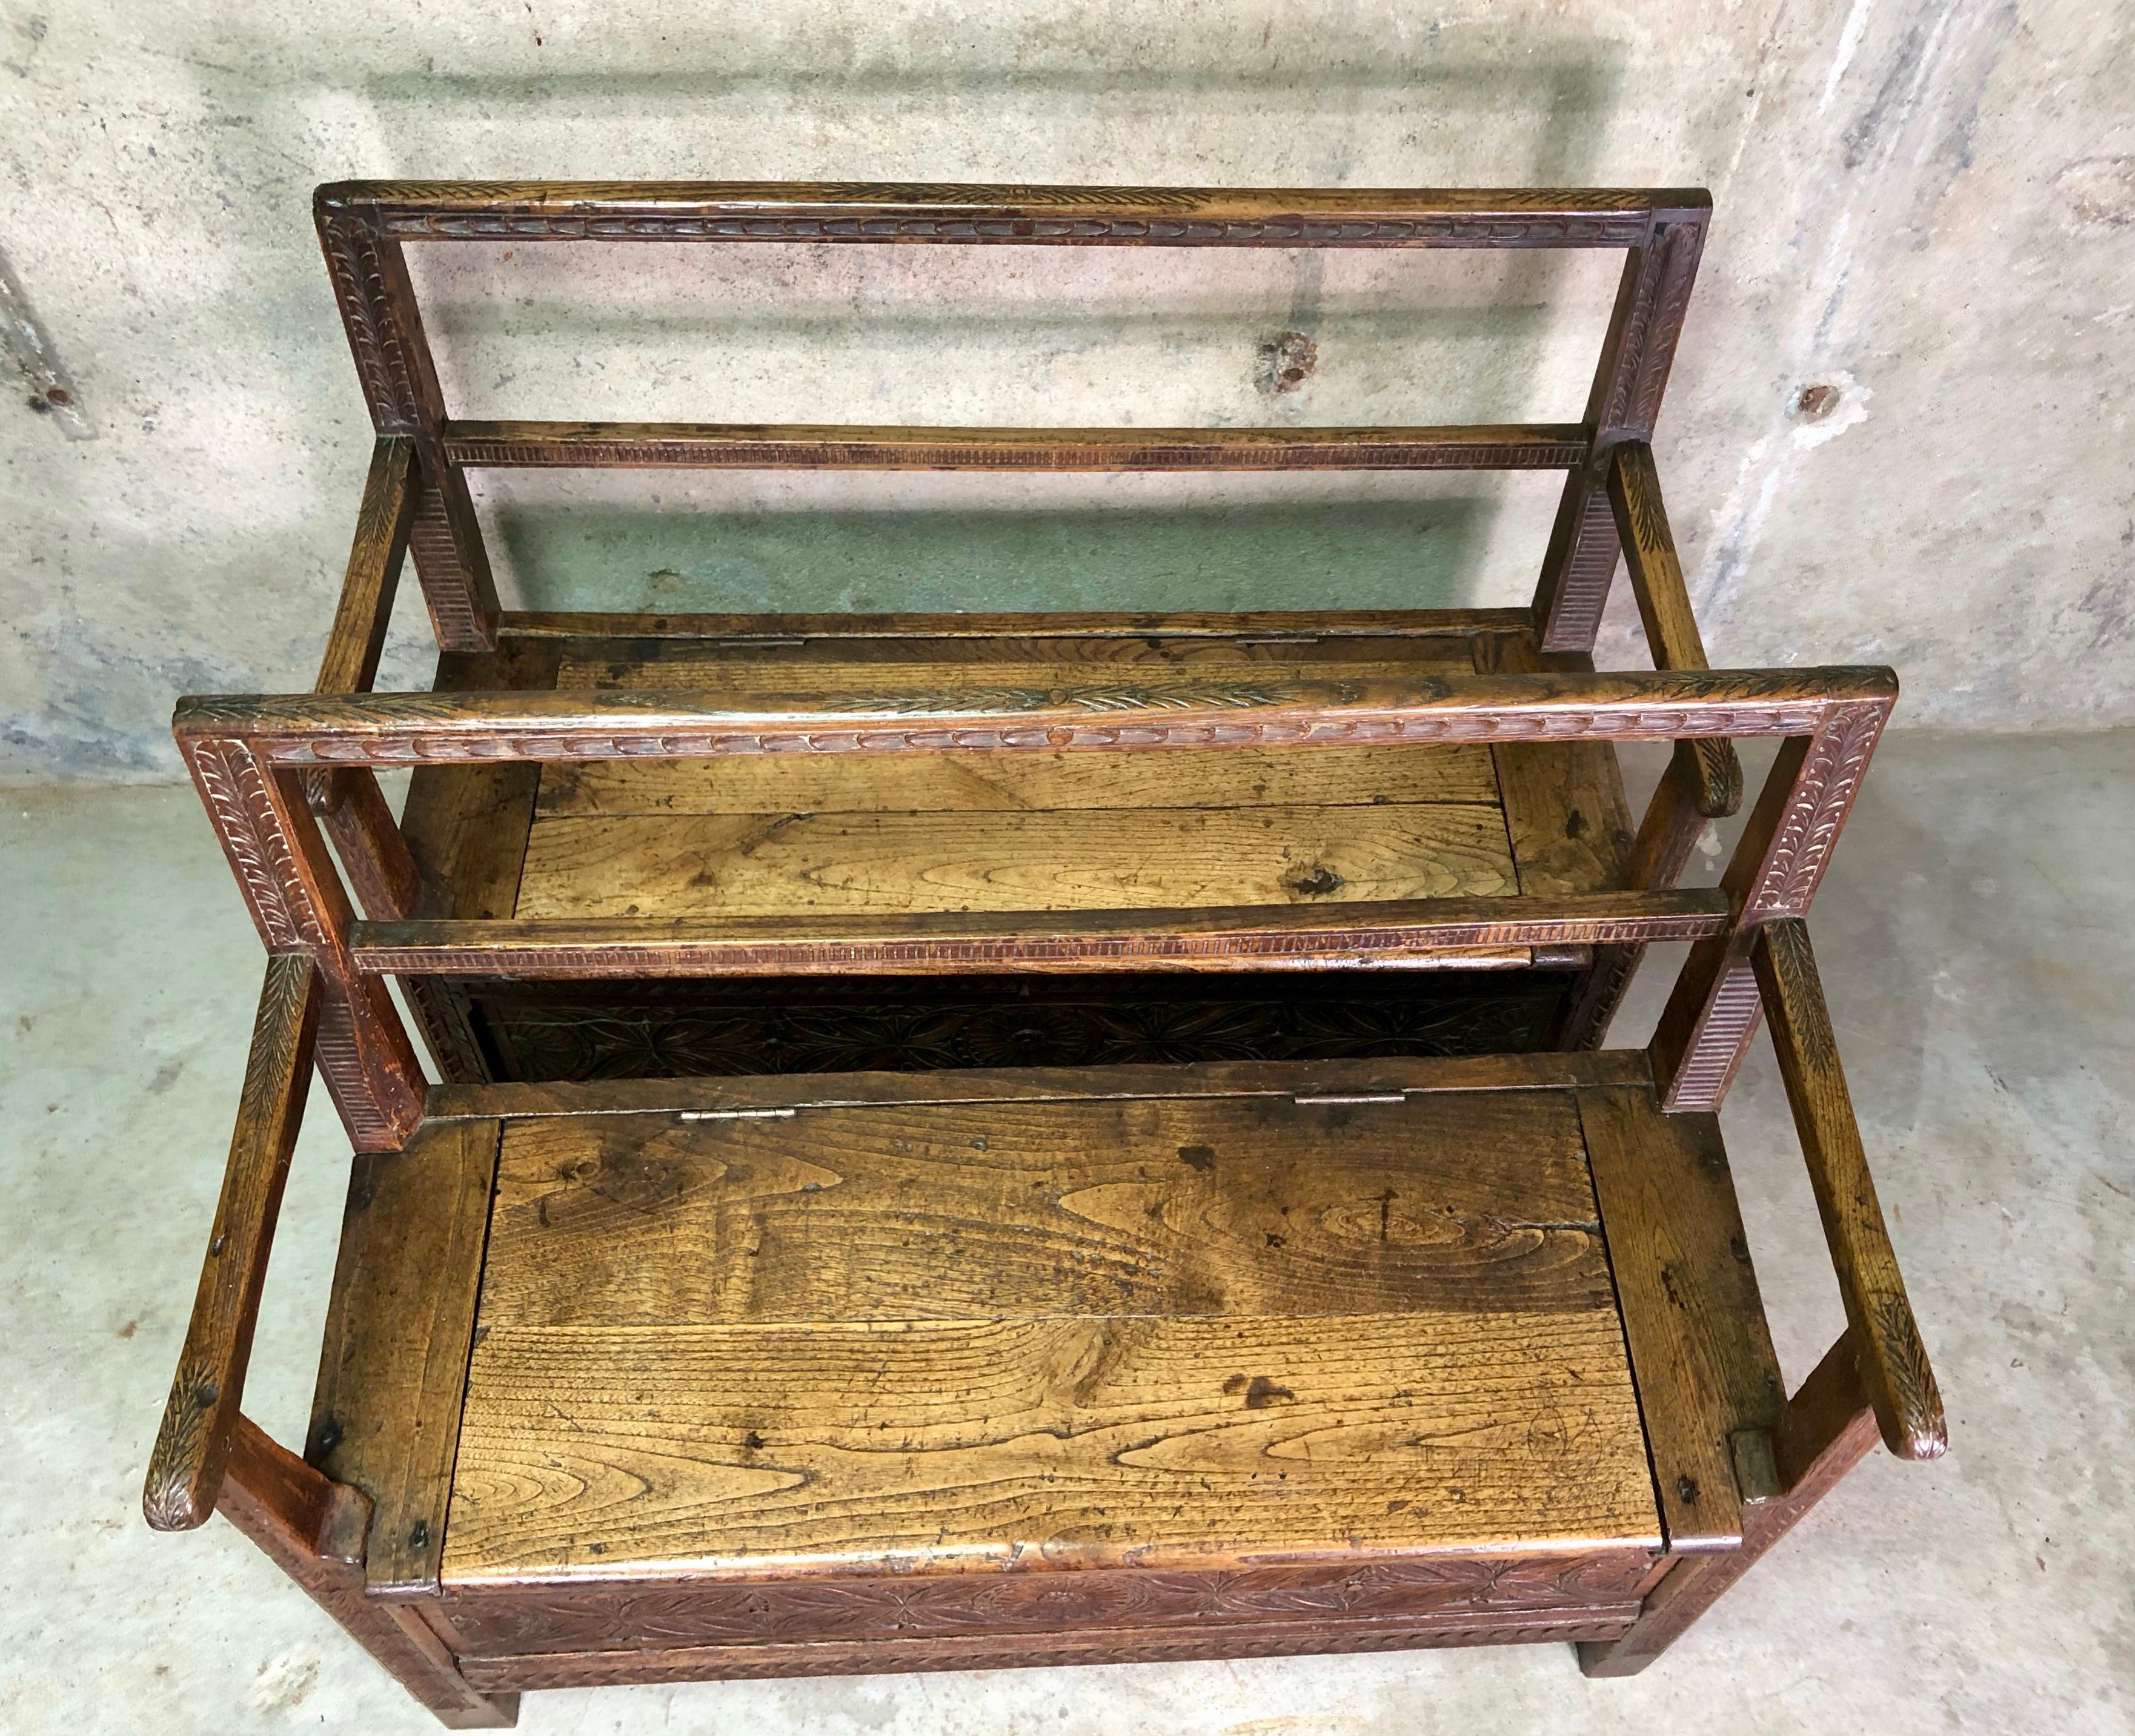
[0,0,2128,778]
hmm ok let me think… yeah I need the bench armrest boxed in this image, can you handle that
[143,955,322,1529]
[1753,918,1945,1460]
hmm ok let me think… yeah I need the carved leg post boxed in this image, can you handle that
[217,1419,517,1728]
[1578,1335,1879,1677]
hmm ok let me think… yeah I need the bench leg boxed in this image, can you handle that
[1577,1337,1881,1677]
[215,1417,517,1728]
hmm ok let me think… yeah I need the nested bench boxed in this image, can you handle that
[297,180,1739,1079]
[148,663,1941,1726]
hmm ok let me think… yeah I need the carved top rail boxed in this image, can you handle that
[175,666,1892,766]
[318,181,1710,248]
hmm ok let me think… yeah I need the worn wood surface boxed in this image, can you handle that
[397,641,562,1081]
[516,803,1515,919]
[310,1119,503,1597]
[443,1079,1658,1584]
[315,437,417,695]
[402,641,563,923]
[1753,920,1945,1459]
[448,1312,1654,1583]
[539,741,1502,818]
[459,1608,1638,1690]
[447,420,1589,471]
[1471,635,1634,898]
[440,1548,1653,1663]
[477,1091,1609,1327]
[145,956,321,1531]
[550,634,1477,688]
[1576,1086,1784,1552]
[317,768,421,921]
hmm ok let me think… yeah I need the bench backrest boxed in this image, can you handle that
[316,180,1712,655]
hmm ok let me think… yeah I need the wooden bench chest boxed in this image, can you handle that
[146,181,1941,1726]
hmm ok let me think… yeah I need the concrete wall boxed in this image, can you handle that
[2,0,2129,778]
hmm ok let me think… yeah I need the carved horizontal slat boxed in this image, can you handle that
[350,890,1727,979]
[320,182,1707,249]
[173,666,1893,767]
[442,421,1587,471]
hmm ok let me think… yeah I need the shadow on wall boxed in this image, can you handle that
[241,33,1627,619]
[490,498,1502,615]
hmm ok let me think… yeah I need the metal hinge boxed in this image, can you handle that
[677,1107,799,1121]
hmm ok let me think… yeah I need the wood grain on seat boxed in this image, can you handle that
[441,1084,1659,1585]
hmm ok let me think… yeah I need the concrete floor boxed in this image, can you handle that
[2,729,2130,1735]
